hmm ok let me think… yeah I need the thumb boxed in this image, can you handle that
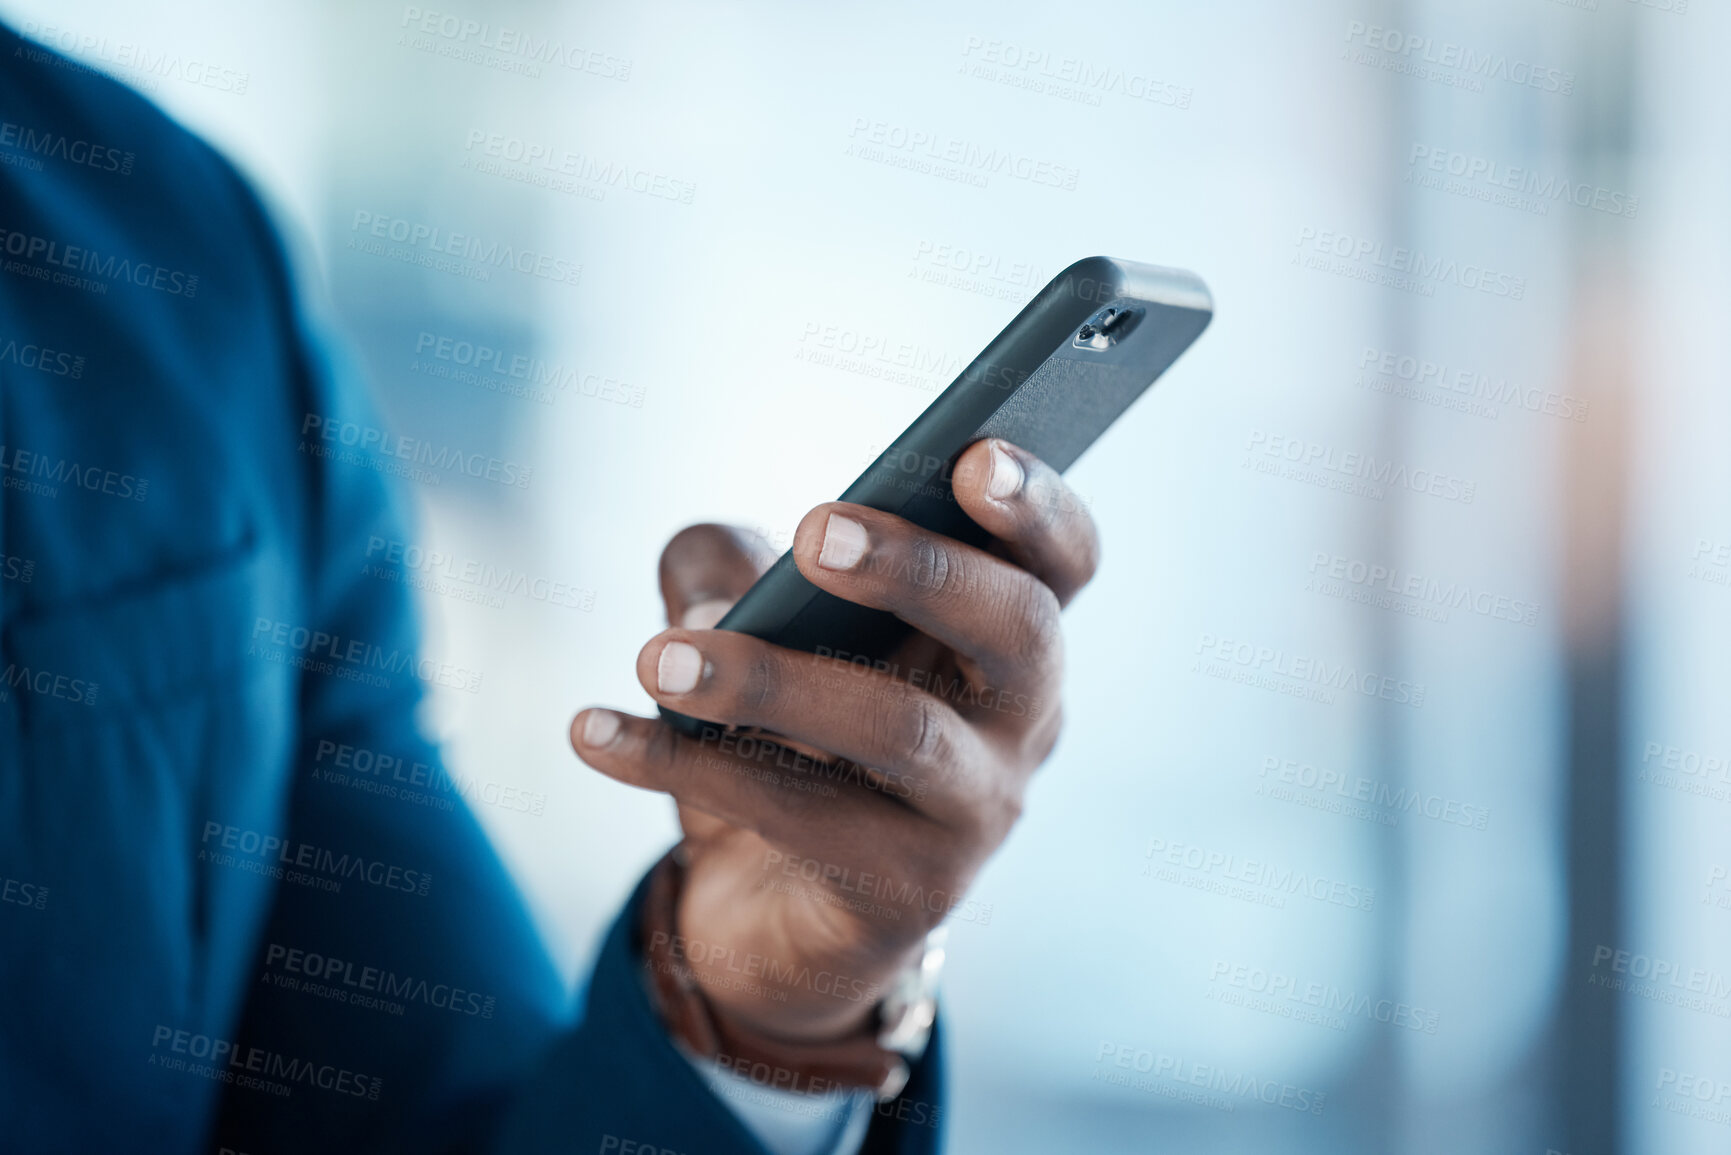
[656,523,776,630]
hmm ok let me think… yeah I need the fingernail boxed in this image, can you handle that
[818,513,869,570]
[987,443,1023,501]
[657,640,704,694]
[680,598,732,630]
[581,710,621,748]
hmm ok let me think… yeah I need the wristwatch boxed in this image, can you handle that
[639,844,945,1102]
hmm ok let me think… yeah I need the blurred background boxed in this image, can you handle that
[6,0,1726,1151]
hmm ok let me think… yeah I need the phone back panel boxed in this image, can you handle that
[664,257,1212,736]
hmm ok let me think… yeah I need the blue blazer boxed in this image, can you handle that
[0,23,942,1154]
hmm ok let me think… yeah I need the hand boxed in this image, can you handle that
[571,438,1099,1043]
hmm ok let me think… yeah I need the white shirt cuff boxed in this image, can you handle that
[685,1050,875,1155]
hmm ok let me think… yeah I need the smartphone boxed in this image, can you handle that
[663,255,1212,738]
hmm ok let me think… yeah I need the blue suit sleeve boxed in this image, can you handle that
[207,249,947,1154]
[205,242,570,1153]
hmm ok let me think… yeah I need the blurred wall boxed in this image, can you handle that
[6,1,1727,1151]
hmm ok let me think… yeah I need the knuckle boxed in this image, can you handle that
[643,722,684,780]
[1009,579,1064,668]
[1026,476,1099,581]
[895,824,959,889]
[892,693,950,770]
[738,649,785,718]
[1070,515,1103,585]
[988,782,1026,839]
[970,739,1038,844]
[1028,701,1065,765]
[950,767,1024,847]
[904,537,961,603]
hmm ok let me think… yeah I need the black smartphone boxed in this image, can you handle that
[662,255,1212,738]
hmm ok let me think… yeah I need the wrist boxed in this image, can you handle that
[638,845,940,1100]
[687,914,913,1043]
